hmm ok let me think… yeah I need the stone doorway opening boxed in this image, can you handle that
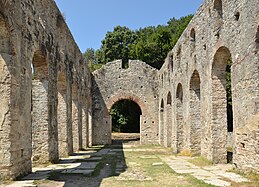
[212,46,233,163]
[31,50,49,165]
[110,99,142,144]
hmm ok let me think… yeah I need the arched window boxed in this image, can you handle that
[160,99,164,112]
[190,28,196,42]
[214,0,223,17]
[168,53,174,73]
[176,83,183,102]
[167,92,172,105]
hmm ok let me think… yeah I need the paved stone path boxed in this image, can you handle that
[4,149,106,187]
[160,156,249,187]
[2,145,250,187]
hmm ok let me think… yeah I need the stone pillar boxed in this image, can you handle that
[72,100,79,151]
[159,109,164,145]
[88,111,93,147]
[82,105,89,149]
[32,80,49,164]
[77,87,83,150]
[57,92,67,157]
[66,69,73,155]
[163,108,168,147]
[166,104,172,147]
[48,57,59,163]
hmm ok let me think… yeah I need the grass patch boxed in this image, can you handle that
[91,154,119,177]
[33,179,53,185]
[177,149,192,156]
[188,156,213,167]
[226,146,233,152]
[229,168,259,184]
[102,148,217,187]
[185,174,215,187]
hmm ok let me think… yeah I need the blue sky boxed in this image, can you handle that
[54,0,203,53]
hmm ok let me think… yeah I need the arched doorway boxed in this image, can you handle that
[176,83,184,153]
[189,70,201,156]
[165,92,172,147]
[159,99,165,145]
[31,49,50,165]
[212,46,233,163]
[57,69,69,157]
[110,99,142,143]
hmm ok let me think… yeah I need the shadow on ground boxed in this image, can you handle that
[7,134,140,187]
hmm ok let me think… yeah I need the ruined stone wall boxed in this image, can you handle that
[92,60,159,145]
[0,0,92,179]
[158,0,259,172]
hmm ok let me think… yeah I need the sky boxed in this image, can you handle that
[54,0,203,53]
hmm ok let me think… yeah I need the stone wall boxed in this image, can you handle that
[0,0,258,179]
[0,0,92,179]
[157,0,259,172]
[92,60,159,145]
[91,0,258,173]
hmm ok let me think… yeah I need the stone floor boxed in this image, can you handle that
[160,156,249,187]
[1,134,256,187]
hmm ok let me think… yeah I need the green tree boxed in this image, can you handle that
[98,26,137,67]
[83,48,103,72]
[84,14,193,71]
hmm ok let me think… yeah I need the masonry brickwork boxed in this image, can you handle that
[0,0,92,179]
[92,60,159,145]
[0,0,258,180]
[92,0,259,173]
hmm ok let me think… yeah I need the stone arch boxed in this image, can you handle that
[176,83,184,152]
[213,0,223,17]
[211,46,232,163]
[31,49,50,165]
[190,28,196,42]
[110,99,142,133]
[106,93,146,143]
[159,98,165,145]
[57,66,69,157]
[189,70,201,156]
[106,93,146,115]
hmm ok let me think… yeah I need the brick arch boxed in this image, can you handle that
[106,92,147,116]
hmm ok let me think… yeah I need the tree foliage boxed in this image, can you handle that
[83,14,193,71]
[83,15,193,130]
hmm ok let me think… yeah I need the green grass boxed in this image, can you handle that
[91,154,119,177]
[229,168,259,185]
[188,156,213,167]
